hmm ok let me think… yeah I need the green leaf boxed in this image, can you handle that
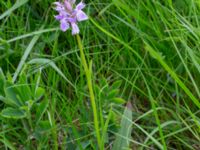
[0,68,5,81]
[112,102,132,150]
[17,75,32,102]
[4,82,22,107]
[75,141,91,150]
[35,120,51,132]
[144,42,200,109]
[0,96,7,106]
[28,58,75,88]
[112,97,126,104]
[0,68,5,95]
[0,0,28,20]
[107,89,119,99]
[35,87,45,101]
[35,98,49,124]
[1,107,26,119]
[89,60,93,76]
[33,120,51,140]
[12,32,41,82]
[0,136,16,150]
[111,80,122,89]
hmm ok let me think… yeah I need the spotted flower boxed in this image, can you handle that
[53,0,88,35]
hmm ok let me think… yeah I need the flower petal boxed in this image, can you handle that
[71,23,80,35]
[60,20,70,32]
[76,2,85,10]
[53,2,64,11]
[68,17,76,23]
[55,15,63,20]
[76,10,88,21]
[64,1,72,12]
[53,2,62,6]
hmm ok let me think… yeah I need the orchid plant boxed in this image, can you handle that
[54,0,88,34]
[53,0,102,149]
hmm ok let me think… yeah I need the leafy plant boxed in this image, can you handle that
[0,69,51,148]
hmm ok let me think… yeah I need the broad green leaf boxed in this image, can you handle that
[18,86,32,103]
[4,82,22,107]
[17,75,32,102]
[112,102,132,150]
[1,107,26,119]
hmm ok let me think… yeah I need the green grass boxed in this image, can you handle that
[1,0,200,149]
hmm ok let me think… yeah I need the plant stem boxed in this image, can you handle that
[51,98,58,150]
[76,34,102,149]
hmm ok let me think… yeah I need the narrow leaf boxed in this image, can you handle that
[12,26,43,82]
[112,102,132,150]
[28,58,75,88]
[0,0,28,20]
[144,42,200,109]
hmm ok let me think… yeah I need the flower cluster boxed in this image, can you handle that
[54,0,88,35]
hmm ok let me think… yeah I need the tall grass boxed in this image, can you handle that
[0,0,200,149]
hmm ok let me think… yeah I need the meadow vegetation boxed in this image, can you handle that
[0,0,200,149]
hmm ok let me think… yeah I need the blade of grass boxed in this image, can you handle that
[28,58,75,88]
[144,42,200,109]
[12,35,40,82]
[141,73,167,150]
[0,0,28,20]
[12,33,41,82]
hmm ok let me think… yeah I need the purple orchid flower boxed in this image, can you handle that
[53,0,88,35]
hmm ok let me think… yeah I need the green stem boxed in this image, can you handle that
[51,98,58,150]
[76,34,102,149]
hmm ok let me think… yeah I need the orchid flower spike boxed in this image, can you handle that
[53,0,88,35]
